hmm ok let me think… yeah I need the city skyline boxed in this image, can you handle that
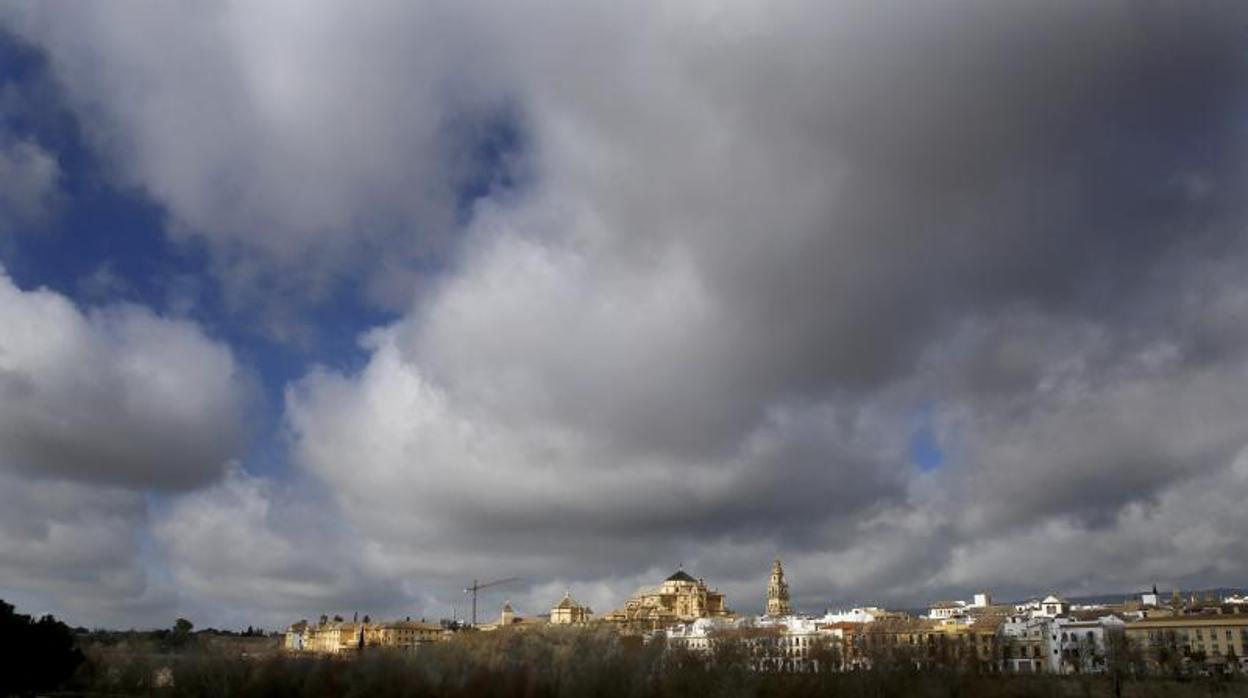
[2,1,1248,632]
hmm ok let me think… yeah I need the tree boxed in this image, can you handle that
[809,635,842,674]
[1104,631,1142,698]
[1072,633,1099,674]
[157,616,196,651]
[1151,629,1183,679]
[0,599,84,697]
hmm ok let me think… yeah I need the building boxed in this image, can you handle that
[1047,615,1125,674]
[364,620,447,649]
[928,601,966,620]
[1124,614,1248,671]
[664,615,836,673]
[856,617,997,672]
[1037,595,1069,618]
[290,619,364,654]
[766,558,793,617]
[821,607,885,624]
[1000,615,1050,673]
[755,615,826,672]
[657,561,851,673]
[284,616,448,654]
[998,610,1126,674]
[284,621,308,651]
[665,616,729,655]
[604,569,732,631]
[550,592,592,624]
[817,621,869,669]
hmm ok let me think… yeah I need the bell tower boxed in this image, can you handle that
[766,557,792,616]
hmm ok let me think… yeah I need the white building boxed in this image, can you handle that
[928,601,967,620]
[1015,598,1041,614]
[1000,609,1125,674]
[663,614,837,673]
[820,607,881,624]
[1046,616,1125,674]
[664,616,732,653]
[1036,595,1069,618]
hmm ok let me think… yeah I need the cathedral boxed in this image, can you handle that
[604,568,732,630]
[766,557,792,616]
[598,559,795,631]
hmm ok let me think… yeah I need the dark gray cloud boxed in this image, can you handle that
[4,0,1248,625]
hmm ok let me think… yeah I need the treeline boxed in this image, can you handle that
[77,617,271,654]
[70,625,1248,698]
[0,599,83,697]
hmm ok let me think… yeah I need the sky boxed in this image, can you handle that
[2,0,1248,631]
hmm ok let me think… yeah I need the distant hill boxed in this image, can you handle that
[1060,587,1246,607]
[883,587,1248,617]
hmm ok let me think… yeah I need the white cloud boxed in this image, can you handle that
[0,267,249,490]
[156,466,402,629]
[0,269,250,625]
[0,1,501,303]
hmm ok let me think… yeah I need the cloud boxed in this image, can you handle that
[0,138,58,231]
[271,0,1248,616]
[155,466,405,629]
[0,1,520,312]
[0,267,250,490]
[0,468,176,628]
[0,268,255,625]
[4,0,1248,624]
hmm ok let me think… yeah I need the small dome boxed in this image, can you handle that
[666,570,697,583]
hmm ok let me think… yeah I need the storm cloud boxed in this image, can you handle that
[2,0,1248,625]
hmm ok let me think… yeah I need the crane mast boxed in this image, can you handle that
[463,576,518,626]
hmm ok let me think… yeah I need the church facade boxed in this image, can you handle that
[550,592,593,624]
[604,569,732,630]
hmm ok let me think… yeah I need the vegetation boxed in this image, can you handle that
[0,599,83,697]
[59,624,1248,698]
